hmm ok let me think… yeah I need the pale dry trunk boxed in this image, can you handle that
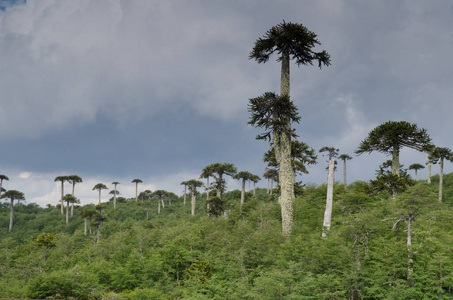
[9,199,14,232]
[248,179,251,193]
[158,199,161,214]
[191,190,196,216]
[407,217,413,284]
[216,175,223,198]
[439,158,444,202]
[240,179,245,206]
[0,180,3,197]
[414,170,418,181]
[135,184,138,202]
[427,160,432,184]
[183,185,187,205]
[267,178,270,194]
[343,159,347,188]
[66,201,69,224]
[322,160,335,237]
[114,185,117,209]
[71,184,75,216]
[161,199,165,209]
[253,182,256,195]
[206,177,210,212]
[84,218,87,235]
[270,180,273,195]
[391,147,400,176]
[277,50,294,236]
[60,182,64,214]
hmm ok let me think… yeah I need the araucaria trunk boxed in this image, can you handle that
[60,182,64,214]
[427,160,431,184]
[9,199,14,232]
[276,50,294,236]
[240,179,246,206]
[391,147,400,176]
[343,160,347,188]
[322,159,335,237]
[191,189,196,216]
[439,158,444,202]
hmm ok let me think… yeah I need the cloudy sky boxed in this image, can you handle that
[1,0,452,206]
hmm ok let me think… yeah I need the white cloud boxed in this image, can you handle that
[19,172,32,179]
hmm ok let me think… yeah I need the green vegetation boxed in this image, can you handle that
[2,177,453,299]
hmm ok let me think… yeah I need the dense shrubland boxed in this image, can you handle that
[1,174,453,299]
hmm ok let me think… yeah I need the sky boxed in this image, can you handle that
[1,0,453,206]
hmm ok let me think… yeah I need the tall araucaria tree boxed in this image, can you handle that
[1,190,25,232]
[233,171,253,206]
[355,121,432,177]
[320,147,338,237]
[92,183,108,204]
[408,163,425,181]
[67,175,82,215]
[431,147,453,202]
[338,154,352,188]
[112,181,120,209]
[132,179,143,202]
[249,21,330,236]
[0,175,9,197]
[186,179,204,216]
[54,176,69,214]
[62,194,78,224]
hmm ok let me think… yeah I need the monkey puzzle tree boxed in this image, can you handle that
[92,183,108,204]
[152,190,169,214]
[233,171,253,206]
[431,147,453,202]
[1,190,25,232]
[355,121,432,176]
[181,181,189,205]
[62,194,78,224]
[263,168,278,195]
[79,208,97,235]
[264,140,317,176]
[185,179,204,216]
[250,174,261,195]
[408,163,425,181]
[0,175,9,197]
[132,179,143,202]
[319,147,338,237]
[112,181,120,209]
[338,154,352,188]
[67,175,82,215]
[249,21,330,236]
[205,163,237,198]
[54,176,69,214]
[200,165,214,202]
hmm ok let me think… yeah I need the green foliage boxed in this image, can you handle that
[2,180,453,298]
[33,232,57,248]
[248,92,300,141]
[249,20,331,68]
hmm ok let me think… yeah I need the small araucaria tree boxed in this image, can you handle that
[67,175,82,216]
[431,147,453,202]
[205,163,237,199]
[338,154,352,188]
[181,181,189,205]
[355,121,432,177]
[112,181,120,209]
[132,179,143,202]
[54,176,69,214]
[62,194,78,224]
[249,21,330,236]
[92,183,108,204]
[1,190,25,232]
[200,165,214,202]
[186,179,204,216]
[233,171,253,207]
[408,163,425,181]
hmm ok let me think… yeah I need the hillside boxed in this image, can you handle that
[1,175,453,299]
